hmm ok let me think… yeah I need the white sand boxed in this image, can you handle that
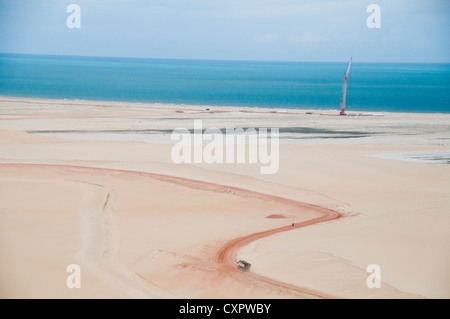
[0,96,449,298]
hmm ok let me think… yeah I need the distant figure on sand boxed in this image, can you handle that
[292,223,294,227]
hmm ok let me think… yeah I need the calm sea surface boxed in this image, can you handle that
[1,54,449,113]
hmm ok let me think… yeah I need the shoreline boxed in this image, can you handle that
[1,95,449,116]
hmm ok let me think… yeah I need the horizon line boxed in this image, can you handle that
[1,52,449,65]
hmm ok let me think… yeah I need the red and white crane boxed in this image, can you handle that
[339,57,352,115]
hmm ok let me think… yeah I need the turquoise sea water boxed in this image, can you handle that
[0,54,449,113]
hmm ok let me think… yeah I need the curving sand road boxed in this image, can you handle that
[1,163,343,298]
[216,200,343,299]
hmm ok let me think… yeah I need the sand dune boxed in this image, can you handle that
[1,97,449,298]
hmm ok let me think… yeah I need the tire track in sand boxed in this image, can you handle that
[1,163,343,298]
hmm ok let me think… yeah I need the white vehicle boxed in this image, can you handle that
[237,260,251,271]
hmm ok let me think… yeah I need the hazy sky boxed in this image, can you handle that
[0,0,449,62]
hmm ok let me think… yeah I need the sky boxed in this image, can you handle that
[0,0,449,63]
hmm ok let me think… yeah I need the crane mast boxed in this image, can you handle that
[340,57,352,115]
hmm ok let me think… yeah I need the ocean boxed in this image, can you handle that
[0,53,449,113]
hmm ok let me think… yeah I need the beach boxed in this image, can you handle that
[1,96,449,298]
